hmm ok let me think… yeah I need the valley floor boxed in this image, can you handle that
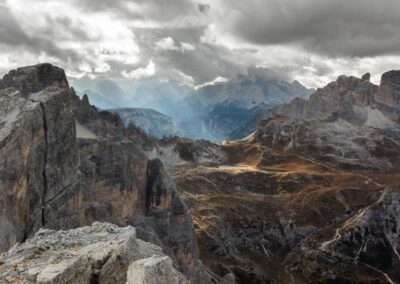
[169,140,400,283]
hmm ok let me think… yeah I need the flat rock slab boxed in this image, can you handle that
[0,222,186,284]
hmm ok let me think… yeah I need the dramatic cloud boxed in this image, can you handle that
[206,0,400,57]
[1,0,400,89]
[122,60,156,80]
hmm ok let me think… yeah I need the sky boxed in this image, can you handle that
[1,0,400,88]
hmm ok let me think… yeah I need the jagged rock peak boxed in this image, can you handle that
[376,69,400,107]
[0,63,69,95]
[361,72,371,81]
[334,74,367,89]
[381,69,400,84]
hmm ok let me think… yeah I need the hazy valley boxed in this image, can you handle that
[72,70,313,140]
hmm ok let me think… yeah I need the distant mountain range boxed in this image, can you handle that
[74,70,313,140]
[109,108,182,138]
[181,73,313,139]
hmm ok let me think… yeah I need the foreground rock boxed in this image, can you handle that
[0,64,81,253]
[0,222,188,284]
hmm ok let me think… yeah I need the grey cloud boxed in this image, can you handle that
[71,0,126,12]
[198,4,210,14]
[2,0,400,89]
[131,26,249,84]
[220,0,400,57]
[0,4,30,46]
[72,0,202,25]
[0,4,82,62]
[43,16,97,42]
[155,42,248,84]
[133,26,206,49]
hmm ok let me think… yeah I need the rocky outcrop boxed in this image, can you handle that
[376,70,400,108]
[0,64,209,283]
[287,188,400,283]
[0,64,82,253]
[0,222,187,284]
[145,137,226,167]
[255,73,400,171]
[0,64,69,95]
[128,256,189,284]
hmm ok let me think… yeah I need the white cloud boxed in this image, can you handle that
[5,0,141,78]
[180,42,196,51]
[195,76,228,89]
[154,37,179,51]
[95,62,111,73]
[122,60,156,79]
[177,70,195,85]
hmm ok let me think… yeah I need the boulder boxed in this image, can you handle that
[0,222,187,284]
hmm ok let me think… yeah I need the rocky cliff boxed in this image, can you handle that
[255,72,400,171]
[0,64,82,253]
[0,64,208,283]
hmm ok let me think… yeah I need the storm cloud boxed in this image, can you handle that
[215,0,400,57]
[1,0,400,88]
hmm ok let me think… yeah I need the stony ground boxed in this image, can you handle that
[0,222,188,284]
[170,140,400,283]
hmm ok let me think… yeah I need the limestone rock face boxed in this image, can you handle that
[0,87,45,253]
[71,94,208,282]
[256,74,400,171]
[288,189,400,283]
[145,137,226,168]
[0,64,69,95]
[272,75,378,122]
[128,256,189,284]
[0,64,81,253]
[0,222,187,284]
[376,70,400,108]
[361,72,371,82]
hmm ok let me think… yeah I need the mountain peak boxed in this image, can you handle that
[0,63,68,95]
[376,69,400,107]
[361,72,371,81]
